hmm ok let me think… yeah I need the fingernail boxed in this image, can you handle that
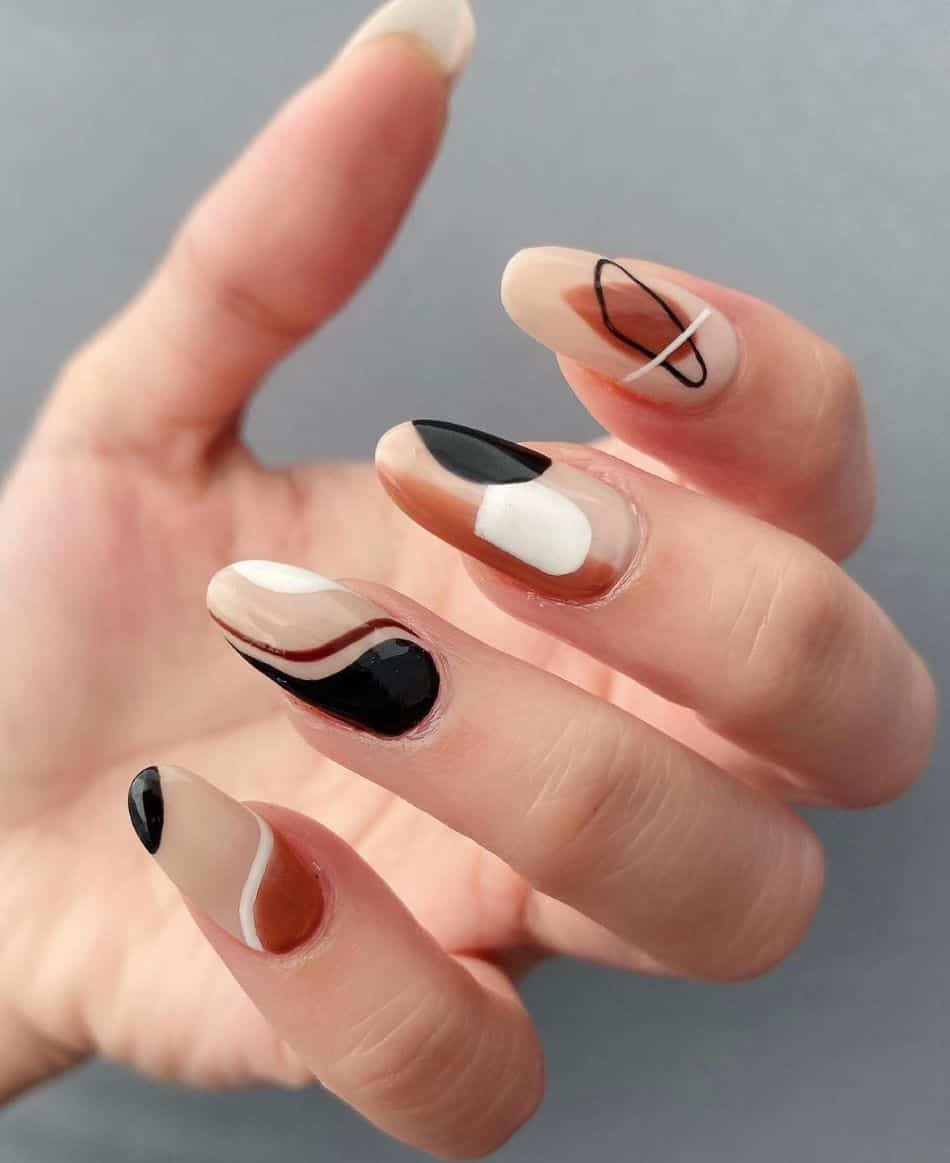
[341,0,476,82]
[206,562,440,737]
[128,766,324,955]
[376,421,640,601]
[501,246,739,406]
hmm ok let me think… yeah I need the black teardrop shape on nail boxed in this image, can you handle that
[128,766,164,854]
[238,638,440,738]
[413,420,551,484]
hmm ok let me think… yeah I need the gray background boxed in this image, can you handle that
[2,0,948,1159]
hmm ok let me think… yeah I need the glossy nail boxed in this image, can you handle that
[206,562,440,737]
[341,0,476,81]
[128,766,324,955]
[376,420,640,601]
[501,246,739,406]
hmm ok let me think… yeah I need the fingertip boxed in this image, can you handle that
[340,0,477,85]
[374,420,420,478]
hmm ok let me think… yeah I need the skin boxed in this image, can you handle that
[0,17,937,1161]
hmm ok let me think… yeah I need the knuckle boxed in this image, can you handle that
[54,334,113,402]
[911,659,940,778]
[520,707,633,893]
[806,343,863,464]
[719,545,848,729]
[868,652,939,805]
[448,1019,544,1158]
[816,341,861,407]
[707,823,825,982]
[172,216,306,345]
[767,340,875,557]
[332,986,462,1109]
[331,987,541,1158]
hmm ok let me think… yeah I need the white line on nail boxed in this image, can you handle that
[622,307,713,386]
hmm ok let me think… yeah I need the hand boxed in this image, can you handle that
[0,0,935,1157]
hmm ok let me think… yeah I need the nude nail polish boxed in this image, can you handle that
[341,0,476,81]
[501,246,739,406]
[206,562,440,737]
[376,421,640,601]
[128,766,324,955]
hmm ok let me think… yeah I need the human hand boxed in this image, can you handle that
[0,0,935,1157]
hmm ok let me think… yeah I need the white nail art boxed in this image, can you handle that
[230,561,341,595]
[621,308,713,385]
[475,481,593,576]
[342,0,476,79]
[238,814,274,952]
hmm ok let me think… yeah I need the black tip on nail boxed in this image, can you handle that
[412,420,551,485]
[128,766,164,854]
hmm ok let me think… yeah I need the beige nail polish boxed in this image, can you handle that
[128,766,324,955]
[341,0,476,81]
[501,246,739,407]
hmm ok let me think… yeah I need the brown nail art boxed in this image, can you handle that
[376,420,639,601]
[501,246,739,405]
[128,766,324,955]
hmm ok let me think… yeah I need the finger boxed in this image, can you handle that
[205,562,824,981]
[0,1001,82,1103]
[39,0,475,462]
[375,422,936,806]
[127,765,541,1158]
[500,246,875,560]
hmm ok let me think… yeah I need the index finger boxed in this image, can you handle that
[39,0,474,464]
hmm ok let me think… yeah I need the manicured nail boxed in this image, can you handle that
[376,421,640,601]
[501,246,739,406]
[206,562,440,737]
[341,0,476,81]
[128,766,324,955]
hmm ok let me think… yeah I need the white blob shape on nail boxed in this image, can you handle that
[239,814,274,952]
[231,561,341,595]
[474,480,592,576]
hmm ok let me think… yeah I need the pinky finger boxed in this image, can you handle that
[127,766,542,1158]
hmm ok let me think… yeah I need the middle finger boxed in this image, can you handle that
[206,560,822,980]
[375,422,935,807]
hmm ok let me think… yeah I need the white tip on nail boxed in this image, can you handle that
[343,0,476,80]
[229,561,342,595]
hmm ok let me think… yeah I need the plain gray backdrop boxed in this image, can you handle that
[2,1,949,1160]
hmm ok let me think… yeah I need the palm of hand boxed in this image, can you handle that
[0,439,674,1085]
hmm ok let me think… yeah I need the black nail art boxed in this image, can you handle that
[237,639,439,737]
[593,258,709,389]
[413,420,551,484]
[129,766,164,854]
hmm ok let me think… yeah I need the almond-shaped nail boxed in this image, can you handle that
[376,421,640,601]
[206,562,440,737]
[341,0,476,82]
[128,766,324,955]
[501,246,739,406]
